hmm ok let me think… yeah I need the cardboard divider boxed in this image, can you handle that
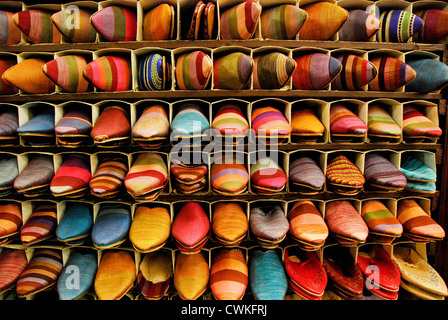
[337,0,377,42]
[209,150,249,196]
[287,149,327,193]
[298,0,341,41]
[0,52,19,96]
[58,1,100,44]
[168,150,210,195]
[54,100,94,147]
[248,149,288,194]
[374,0,412,14]
[211,45,253,90]
[360,196,397,220]
[132,47,173,92]
[291,47,333,91]
[330,48,373,91]
[399,149,437,181]
[209,245,248,266]
[363,149,401,192]
[171,199,211,243]
[170,98,210,146]
[138,0,178,41]
[93,200,133,224]
[17,52,57,96]
[413,0,448,44]
[405,50,448,94]
[366,98,403,144]
[326,149,365,193]
[95,0,138,43]
[92,100,133,147]
[287,198,326,227]
[16,151,54,194]
[91,48,134,92]
[53,49,94,93]
[324,198,363,246]
[402,100,440,144]
[328,99,368,144]
[248,199,287,242]
[128,151,171,196]
[56,199,94,234]
[0,103,19,147]
[130,99,171,149]
[367,49,406,92]
[256,0,299,40]
[178,0,218,40]
[172,47,213,91]
[21,199,58,235]
[17,101,56,147]
[90,151,129,178]
[290,99,330,144]
[251,46,294,90]
[218,0,261,40]
[209,98,251,147]
[249,98,291,145]
[209,199,249,244]
[21,3,63,45]
[0,1,25,45]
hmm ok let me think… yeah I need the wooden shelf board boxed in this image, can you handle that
[0,40,445,53]
[0,90,443,103]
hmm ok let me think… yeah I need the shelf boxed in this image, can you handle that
[3,189,440,205]
[156,191,441,203]
[0,39,446,53]
[0,90,443,103]
[1,142,442,155]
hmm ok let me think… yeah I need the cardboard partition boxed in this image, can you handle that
[366,98,403,144]
[178,0,218,40]
[17,101,56,147]
[138,0,178,41]
[328,99,368,144]
[330,48,372,91]
[291,47,333,91]
[256,0,299,40]
[251,46,294,91]
[0,53,19,96]
[92,100,133,147]
[209,150,249,196]
[168,150,210,195]
[128,151,171,195]
[59,1,100,43]
[209,199,249,244]
[363,149,401,192]
[288,149,327,193]
[218,0,261,40]
[53,50,94,93]
[17,52,56,96]
[91,48,134,92]
[209,98,251,146]
[54,100,94,147]
[402,100,440,144]
[367,49,406,92]
[0,1,25,45]
[248,150,288,194]
[337,0,377,42]
[95,0,138,42]
[249,98,291,146]
[0,103,19,146]
[132,48,173,92]
[290,99,330,144]
[21,3,62,44]
[172,47,213,91]
[211,46,253,90]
